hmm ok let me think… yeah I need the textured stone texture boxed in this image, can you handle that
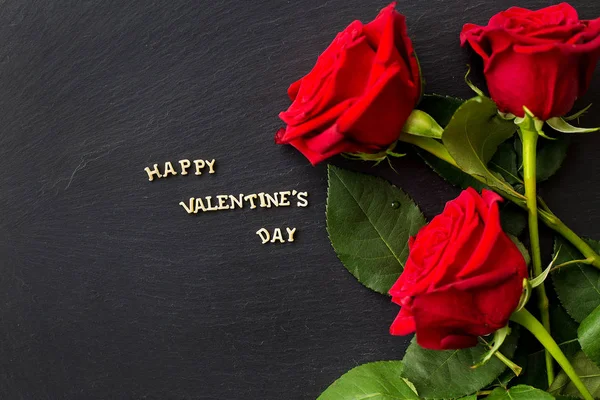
[0,1,599,399]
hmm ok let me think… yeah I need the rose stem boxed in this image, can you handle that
[510,308,593,400]
[520,125,554,385]
[399,135,600,270]
[537,208,600,268]
[398,134,459,167]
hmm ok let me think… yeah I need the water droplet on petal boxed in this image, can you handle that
[391,201,401,209]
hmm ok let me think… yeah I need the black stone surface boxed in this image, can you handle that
[1,1,599,399]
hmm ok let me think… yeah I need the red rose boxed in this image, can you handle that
[389,188,527,350]
[460,3,600,121]
[275,2,420,165]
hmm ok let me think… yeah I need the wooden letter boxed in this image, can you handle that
[179,159,191,175]
[286,227,297,242]
[205,159,216,174]
[256,228,270,244]
[163,161,177,177]
[296,192,309,207]
[179,198,196,214]
[194,160,205,175]
[144,164,162,181]
[270,228,285,243]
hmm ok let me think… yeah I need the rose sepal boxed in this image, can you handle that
[464,66,485,97]
[472,326,521,376]
[342,142,405,165]
[498,111,517,121]
[515,106,555,140]
[516,279,532,313]
[402,109,444,139]
[529,251,558,289]
[547,116,600,134]
[564,104,592,121]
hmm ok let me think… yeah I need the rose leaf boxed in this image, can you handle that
[484,385,554,400]
[549,351,600,398]
[417,136,523,193]
[326,166,426,294]
[414,150,527,238]
[418,149,488,192]
[499,204,527,237]
[441,96,519,198]
[417,95,520,192]
[488,139,522,185]
[401,332,518,399]
[578,304,600,369]
[316,361,420,400]
[552,237,600,323]
[417,94,465,127]
[514,134,570,182]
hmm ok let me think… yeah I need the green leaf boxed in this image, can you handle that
[547,117,600,133]
[442,96,519,197]
[401,333,518,399]
[514,135,570,182]
[499,204,527,237]
[485,385,555,400]
[417,94,464,127]
[418,94,519,192]
[551,304,582,352]
[552,237,600,323]
[418,150,487,192]
[418,96,566,189]
[549,352,600,398]
[419,150,525,238]
[579,304,600,368]
[489,140,522,185]
[417,95,518,194]
[317,361,420,400]
[458,396,477,400]
[535,135,570,182]
[326,166,426,294]
[495,368,518,387]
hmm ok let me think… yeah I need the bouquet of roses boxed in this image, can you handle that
[276,2,600,399]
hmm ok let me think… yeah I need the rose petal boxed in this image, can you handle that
[390,306,416,336]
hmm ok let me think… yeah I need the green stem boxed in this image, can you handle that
[511,309,594,400]
[398,135,459,167]
[404,136,600,271]
[519,126,554,385]
[538,209,600,269]
[494,350,523,377]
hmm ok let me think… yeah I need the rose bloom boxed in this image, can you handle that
[275,2,421,165]
[461,3,600,121]
[389,188,528,350]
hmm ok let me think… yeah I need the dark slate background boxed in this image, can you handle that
[1,0,599,399]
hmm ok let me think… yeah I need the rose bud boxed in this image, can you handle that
[275,2,421,165]
[389,188,528,350]
[460,3,600,121]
